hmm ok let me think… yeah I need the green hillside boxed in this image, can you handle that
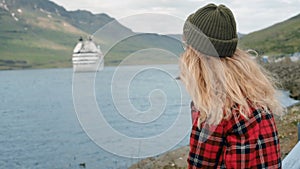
[239,13,300,56]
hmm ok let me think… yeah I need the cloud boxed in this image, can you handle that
[51,0,300,33]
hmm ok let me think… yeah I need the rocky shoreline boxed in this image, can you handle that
[264,61,300,100]
[129,104,300,169]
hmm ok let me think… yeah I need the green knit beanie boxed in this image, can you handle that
[183,3,238,57]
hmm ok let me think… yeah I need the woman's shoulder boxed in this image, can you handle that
[224,105,275,136]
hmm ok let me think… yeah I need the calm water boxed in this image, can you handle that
[0,66,298,169]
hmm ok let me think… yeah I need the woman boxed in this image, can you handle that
[180,3,283,169]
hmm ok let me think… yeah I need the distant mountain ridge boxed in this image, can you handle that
[2,0,132,33]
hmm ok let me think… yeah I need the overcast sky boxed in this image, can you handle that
[51,0,300,34]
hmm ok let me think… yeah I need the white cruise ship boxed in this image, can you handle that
[72,37,104,72]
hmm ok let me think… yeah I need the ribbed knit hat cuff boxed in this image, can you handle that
[209,37,238,57]
[183,20,238,57]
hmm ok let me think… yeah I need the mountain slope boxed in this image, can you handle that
[0,0,182,70]
[0,1,84,69]
[0,0,133,69]
[105,33,183,65]
[239,13,300,56]
[65,10,117,34]
[3,0,132,34]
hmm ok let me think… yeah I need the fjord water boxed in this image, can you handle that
[0,66,189,169]
[0,66,298,169]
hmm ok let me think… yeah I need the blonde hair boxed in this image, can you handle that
[180,47,283,125]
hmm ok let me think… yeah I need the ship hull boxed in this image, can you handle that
[72,53,104,72]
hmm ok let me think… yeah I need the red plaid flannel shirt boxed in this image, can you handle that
[188,102,281,169]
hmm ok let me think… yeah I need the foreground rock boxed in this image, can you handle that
[129,146,189,169]
[129,103,300,169]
